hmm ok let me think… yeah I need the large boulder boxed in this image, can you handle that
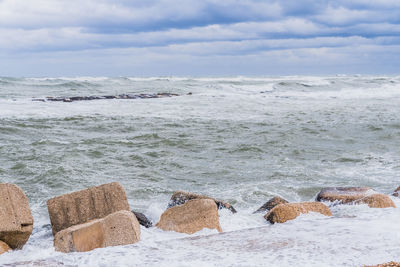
[316,187,374,204]
[316,187,396,208]
[369,262,400,267]
[254,196,289,213]
[354,194,396,208]
[156,199,222,234]
[0,240,11,255]
[265,202,332,224]
[47,182,130,235]
[393,186,400,197]
[0,183,34,249]
[54,210,140,253]
[168,190,237,213]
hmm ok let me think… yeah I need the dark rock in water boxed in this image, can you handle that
[132,211,153,228]
[254,196,289,214]
[168,190,237,214]
[32,92,180,102]
[393,186,400,197]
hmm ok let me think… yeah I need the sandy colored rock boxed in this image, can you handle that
[316,187,376,204]
[168,190,237,213]
[0,240,11,255]
[0,183,34,249]
[265,202,332,224]
[354,194,396,208]
[157,199,222,234]
[254,196,289,213]
[366,262,400,267]
[54,210,140,253]
[47,182,130,235]
[393,186,400,197]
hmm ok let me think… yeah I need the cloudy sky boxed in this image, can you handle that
[1,0,400,76]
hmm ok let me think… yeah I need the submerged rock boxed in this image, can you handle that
[156,199,222,234]
[132,211,153,228]
[0,183,34,249]
[54,210,140,253]
[354,194,396,208]
[254,196,289,213]
[168,190,237,213]
[47,182,130,235]
[0,240,11,255]
[316,187,396,208]
[265,202,332,224]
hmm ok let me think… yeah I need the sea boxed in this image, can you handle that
[0,76,399,266]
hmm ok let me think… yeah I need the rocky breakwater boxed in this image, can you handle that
[264,202,332,224]
[0,183,34,254]
[47,182,140,253]
[316,187,396,208]
[157,199,222,234]
[32,92,181,102]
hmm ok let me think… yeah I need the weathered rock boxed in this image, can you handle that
[366,262,400,267]
[168,190,237,213]
[157,199,222,234]
[265,202,332,224]
[354,194,396,208]
[254,196,289,213]
[54,210,140,253]
[316,187,376,204]
[0,183,34,249]
[47,182,130,235]
[132,211,153,228]
[393,186,400,197]
[0,240,11,255]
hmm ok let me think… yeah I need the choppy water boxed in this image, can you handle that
[0,76,399,266]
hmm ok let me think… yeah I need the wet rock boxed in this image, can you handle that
[316,187,375,204]
[367,262,400,267]
[354,194,396,208]
[316,187,396,208]
[0,183,34,249]
[265,202,332,224]
[156,199,222,234]
[54,210,140,253]
[0,240,11,255]
[393,186,400,197]
[168,190,237,213]
[254,196,289,213]
[132,211,153,228]
[47,182,130,235]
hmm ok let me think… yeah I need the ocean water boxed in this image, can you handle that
[0,76,399,266]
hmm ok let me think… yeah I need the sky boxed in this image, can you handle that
[0,0,400,76]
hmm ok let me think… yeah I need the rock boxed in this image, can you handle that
[0,240,11,255]
[156,199,222,234]
[393,186,400,197]
[132,211,153,228]
[354,194,396,208]
[168,190,237,213]
[316,187,396,208]
[254,196,289,213]
[265,202,332,224]
[316,187,375,204]
[0,183,34,249]
[47,182,130,235]
[54,210,140,253]
[367,262,400,267]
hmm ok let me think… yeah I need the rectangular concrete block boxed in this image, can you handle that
[0,183,34,249]
[54,210,140,253]
[47,182,130,235]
